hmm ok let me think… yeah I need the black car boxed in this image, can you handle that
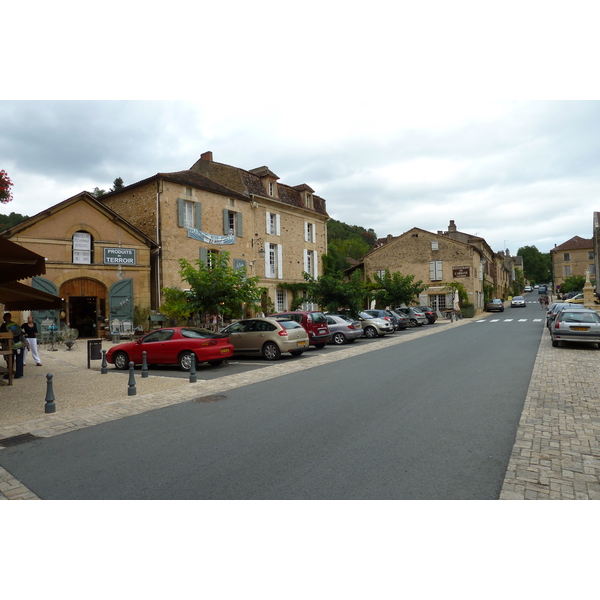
[414,306,437,324]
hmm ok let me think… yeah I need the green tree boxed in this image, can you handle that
[0,211,29,231]
[159,288,193,325]
[517,246,551,284]
[172,251,262,320]
[91,187,106,198]
[371,269,427,308]
[559,275,587,294]
[303,270,367,315]
[512,267,526,296]
[110,177,124,192]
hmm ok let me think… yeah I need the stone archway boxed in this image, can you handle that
[59,278,107,338]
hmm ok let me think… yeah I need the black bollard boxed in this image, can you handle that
[45,373,56,413]
[101,350,108,374]
[141,351,148,378]
[128,361,136,396]
[189,353,197,383]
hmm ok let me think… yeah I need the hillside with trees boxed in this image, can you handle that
[0,211,29,231]
[324,218,377,274]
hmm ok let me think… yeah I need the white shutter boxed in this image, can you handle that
[429,261,436,280]
[266,212,271,234]
[277,244,283,279]
[303,249,309,273]
[313,250,318,278]
[312,224,316,243]
[275,214,280,236]
[304,222,309,242]
[419,294,428,305]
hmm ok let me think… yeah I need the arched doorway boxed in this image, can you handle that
[59,278,107,338]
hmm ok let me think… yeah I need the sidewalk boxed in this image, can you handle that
[1,317,599,499]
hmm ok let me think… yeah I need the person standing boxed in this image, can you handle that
[1,312,27,380]
[22,314,42,366]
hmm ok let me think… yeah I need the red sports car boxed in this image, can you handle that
[106,327,234,371]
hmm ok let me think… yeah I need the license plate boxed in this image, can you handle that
[571,326,589,331]
[220,348,231,353]
[297,341,307,347]
[318,329,326,334]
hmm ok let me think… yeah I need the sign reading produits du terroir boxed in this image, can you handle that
[104,247,136,265]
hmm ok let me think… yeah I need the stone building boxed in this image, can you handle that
[99,151,329,313]
[362,226,487,313]
[1,192,156,337]
[550,235,595,291]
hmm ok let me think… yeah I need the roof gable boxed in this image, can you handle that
[551,235,593,252]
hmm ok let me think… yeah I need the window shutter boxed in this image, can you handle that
[275,214,280,236]
[178,198,185,227]
[303,249,309,273]
[199,247,207,264]
[223,209,229,235]
[429,261,436,280]
[313,250,318,278]
[195,202,202,230]
[304,222,309,242]
[237,212,243,237]
[266,212,271,234]
[277,244,283,279]
[265,242,272,278]
[312,224,316,243]
[419,294,428,305]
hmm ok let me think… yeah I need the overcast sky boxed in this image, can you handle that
[3,3,600,258]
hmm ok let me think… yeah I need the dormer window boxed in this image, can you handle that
[269,181,275,196]
[305,193,313,209]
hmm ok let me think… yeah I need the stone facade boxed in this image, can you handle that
[550,235,594,291]
[363,227,486,312]
[99,152,329,313]
[1,192,155,336]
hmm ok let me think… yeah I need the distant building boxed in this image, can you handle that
[550,235,595,291]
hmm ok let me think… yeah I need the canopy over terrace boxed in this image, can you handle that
[0,237,61,310]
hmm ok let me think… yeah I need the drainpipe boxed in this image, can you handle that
[156,180,162,309]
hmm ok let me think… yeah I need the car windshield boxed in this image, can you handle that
[310,312,327,324]
[359,312,373,319]
[279,320,303,330]
[560,311,600,323]
[513,297,524,301]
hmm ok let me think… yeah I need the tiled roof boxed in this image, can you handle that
[551,236,593,252]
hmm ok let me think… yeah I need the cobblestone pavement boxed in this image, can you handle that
[2,315,599,499]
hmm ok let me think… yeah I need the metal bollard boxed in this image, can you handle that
[128,361,136,396]
[142,351,148,378]
[45,373,56,413]
[189,353,197,383]
[101,350,108,374]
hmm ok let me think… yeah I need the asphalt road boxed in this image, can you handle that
[0,306,543,499]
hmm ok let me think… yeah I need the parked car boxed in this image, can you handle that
[485,299,505,312]
[550,307,600,348]
[395,306,428,327]
[413,306,437,324]
[389,309,410,330]
[220,317,309,360]
[363,309,399,331]
[511,296,526,308]
[268,310,332,348]
[565,293,584,304]
[106,327,234,371]
[546,302,573,329]
[325,314,362,345]
[357,311,394,338]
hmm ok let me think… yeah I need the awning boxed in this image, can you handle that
[0,281,62,311]
[0,237,46,285]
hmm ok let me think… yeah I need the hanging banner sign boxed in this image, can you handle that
[187,228,236,245]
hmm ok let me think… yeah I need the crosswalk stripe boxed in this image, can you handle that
[504,319,513,322]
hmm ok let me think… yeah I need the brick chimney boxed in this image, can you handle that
[448,220,457,233]
[201,151,213,162]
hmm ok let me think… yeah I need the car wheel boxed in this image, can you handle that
[364,326,377,338]
[262,342,281,361]
[332,332,346,345]
[113,351,129,370]
[208,359,224,366]
[409,319,418,327]
[290,350,304,357]
[179,351,196,371]
[551,340,559,348]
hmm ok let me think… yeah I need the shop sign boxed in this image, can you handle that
[452,266,470,278]
[104,247,136,265]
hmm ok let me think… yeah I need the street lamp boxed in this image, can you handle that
[252,236,265,259]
